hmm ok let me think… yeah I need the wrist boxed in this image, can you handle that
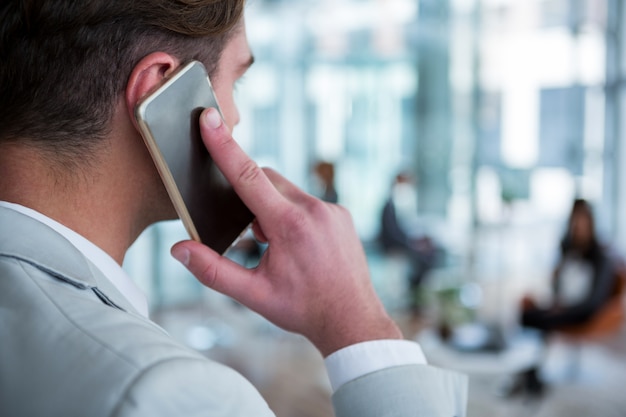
[314,314,403,358]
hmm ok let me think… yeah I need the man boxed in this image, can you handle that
[0,1,467,416]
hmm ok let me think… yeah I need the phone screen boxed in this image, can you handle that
[134,61,254,254]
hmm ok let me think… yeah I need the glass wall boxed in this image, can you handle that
[124,0,618,315]
[239,0,424,240]
[606,0,626,253]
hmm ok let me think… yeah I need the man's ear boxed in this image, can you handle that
[125,52,181,129]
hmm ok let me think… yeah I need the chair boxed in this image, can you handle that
[556,268,626,339]
[552,267,626,379]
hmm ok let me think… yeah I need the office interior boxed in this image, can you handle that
[124,0,626,415]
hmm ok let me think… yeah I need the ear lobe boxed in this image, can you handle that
[125,52,181,129]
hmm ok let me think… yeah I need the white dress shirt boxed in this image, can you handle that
[1,201,427,392]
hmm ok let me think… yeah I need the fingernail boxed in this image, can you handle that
[171,247,190,266]
[205,108,222,129]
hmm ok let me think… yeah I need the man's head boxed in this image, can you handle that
[0,0,246,166]
[0,0,255,255]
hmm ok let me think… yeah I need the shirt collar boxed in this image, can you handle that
[0,201,149,318]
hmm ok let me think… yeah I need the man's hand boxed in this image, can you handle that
[171,108,402,357]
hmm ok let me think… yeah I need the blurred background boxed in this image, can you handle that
[124,0,626,415]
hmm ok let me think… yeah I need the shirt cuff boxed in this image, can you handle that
[324,339,428,392]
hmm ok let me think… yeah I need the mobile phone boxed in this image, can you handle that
[134,60,254,254]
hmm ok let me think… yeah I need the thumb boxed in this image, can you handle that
[171,240,259,302]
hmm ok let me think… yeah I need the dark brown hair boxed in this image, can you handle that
[561,198,600,258]
[0,0,245,162]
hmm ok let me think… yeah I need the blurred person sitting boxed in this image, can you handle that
[378,171,440,309]
[511,198,625,395]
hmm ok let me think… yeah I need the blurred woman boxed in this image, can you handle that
[522,199,618,331]
[512,199,624,395]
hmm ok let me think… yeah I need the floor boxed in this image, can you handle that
[150,226,626,417]
[153,290,626,417]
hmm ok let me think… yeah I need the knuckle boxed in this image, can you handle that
[280,198,332,235]
[213,128,235,149]
[198,262,220,289]
[281,206,309,235]
[307,198,326,215]
[307,197,335,220]
[238,160,262,186]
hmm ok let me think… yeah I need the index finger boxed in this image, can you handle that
[200,107,286,217]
